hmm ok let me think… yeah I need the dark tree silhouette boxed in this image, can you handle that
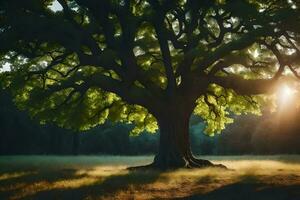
[1,0,300,169]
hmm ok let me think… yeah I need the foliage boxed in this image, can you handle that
[2,90,300,155]
[0,0,300,135]
[194,84,264,134]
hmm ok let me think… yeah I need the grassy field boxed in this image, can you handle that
[0,155,300,200]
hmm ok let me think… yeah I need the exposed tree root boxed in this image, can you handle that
[127,158,228,171]
[187,157,227,169]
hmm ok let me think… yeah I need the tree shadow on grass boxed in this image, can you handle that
[20,169,161,200]
[179,183,300,200]
[179,174,300,200]
[0,168,86,200]
[2,167,300,200]
[0,168,81,184]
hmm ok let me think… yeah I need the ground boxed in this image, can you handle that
[0,155,300,200]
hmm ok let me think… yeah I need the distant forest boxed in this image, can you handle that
[1,89,300,155]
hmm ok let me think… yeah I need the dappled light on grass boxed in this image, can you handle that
[5,166,128,200]
[75,166,127,177]
[221,159,300,174]
[0,156,300,199]
[0,171,35,181]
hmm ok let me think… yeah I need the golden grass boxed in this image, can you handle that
[0,171,35,181]
[0,156,300,200]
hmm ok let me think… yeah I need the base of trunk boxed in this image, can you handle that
[129,108,228,171]
[128,155,227,171]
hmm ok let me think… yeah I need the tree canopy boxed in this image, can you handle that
[1,0,300,135]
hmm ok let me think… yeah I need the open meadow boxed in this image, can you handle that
[0,155,300,200]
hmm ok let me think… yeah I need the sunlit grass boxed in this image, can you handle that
[0,171,35,181]
[0,155,300,200]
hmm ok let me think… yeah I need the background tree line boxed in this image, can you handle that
[1,89,300,155]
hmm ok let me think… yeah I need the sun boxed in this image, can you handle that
[277,84,295,107]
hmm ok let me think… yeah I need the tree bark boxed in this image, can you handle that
[126,98,227,171]
[149,108,222,170]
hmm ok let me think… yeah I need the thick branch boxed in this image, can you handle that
[150,1,176,93]
[47,73,155,109]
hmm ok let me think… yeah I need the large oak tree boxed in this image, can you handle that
[1,0,300,169]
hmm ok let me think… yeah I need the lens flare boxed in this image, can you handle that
[277,84,295,107]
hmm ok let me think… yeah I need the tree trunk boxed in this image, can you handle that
[127,100,227,171]
[151,111,217,170]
